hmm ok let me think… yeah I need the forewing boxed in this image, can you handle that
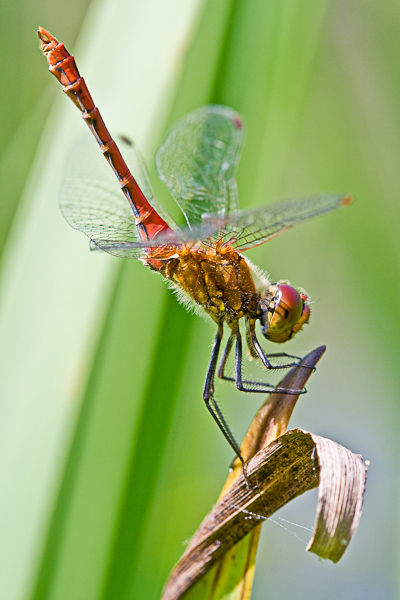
[60,132,176,259]
[210,194,352,251]
[87,219,223,257]
[86,194,352,257]
[155,105,245,228]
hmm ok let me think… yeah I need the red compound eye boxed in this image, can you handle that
[262,284,310,343]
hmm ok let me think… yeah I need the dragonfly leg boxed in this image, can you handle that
[264,351,302,361]
[234,326,244,389]
[217,332,235,379]
[263,351,316,373]
[250,327,299,370]
[217,325,306,393]
[203,326,245,468]
[233,327,279,391]
[251,331,307,394]
[216,324,305,395]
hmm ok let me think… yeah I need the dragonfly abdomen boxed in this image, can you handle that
[38,27,172,244]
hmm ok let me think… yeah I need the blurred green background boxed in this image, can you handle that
[0,1,399,599]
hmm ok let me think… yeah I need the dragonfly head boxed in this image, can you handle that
[259,283,311,343]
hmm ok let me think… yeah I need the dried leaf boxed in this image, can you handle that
[162,346,367,599]
[306,434,368,562]
[163,430,367,599]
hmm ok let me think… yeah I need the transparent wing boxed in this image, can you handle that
[92,194,352,256]
[213,194,353,251]
[155,105,245,228]
[88,219,222,257]
[60,132,177,259]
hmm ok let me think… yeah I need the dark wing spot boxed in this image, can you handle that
[119,135,133,146]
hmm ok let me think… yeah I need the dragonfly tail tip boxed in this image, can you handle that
[37,26,55,45]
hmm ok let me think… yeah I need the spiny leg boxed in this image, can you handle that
[263,351,302,362]
[265,352,316,375]
[250,331,299,369]
[234,325,244,389]
[203,325,245,467]
[217,332,235,379]
[249,318,315,374]
[217,329,271,389]
[217,321,307,395]
[218,329,293,391]
[255,349,316,373]
[252,334,315,375]
[250,325,307,394]
[234,325,301,393]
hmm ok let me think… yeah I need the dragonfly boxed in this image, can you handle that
[38,27,352,466]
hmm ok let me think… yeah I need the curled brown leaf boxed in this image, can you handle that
[162,348,368,600]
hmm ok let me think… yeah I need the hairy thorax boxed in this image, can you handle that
[150,245,260,324]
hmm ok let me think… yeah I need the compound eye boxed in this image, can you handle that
[262,284,305,343]
[271,284,303,327]
[293,293,311,334]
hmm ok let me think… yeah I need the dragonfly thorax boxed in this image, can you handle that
[159,245,260,323]
[258,282,311,344]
